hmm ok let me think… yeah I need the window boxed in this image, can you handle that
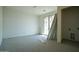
[43,17,48,35]
[43,15,55,35]
[49,15,55,28]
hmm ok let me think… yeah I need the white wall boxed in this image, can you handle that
[57,6,70,43]
[0,7,3,46]
[62,7,79,41]
[39,11,57,34]
[3,7,39,39]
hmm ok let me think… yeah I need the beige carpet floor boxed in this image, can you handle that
[0,35,79,52]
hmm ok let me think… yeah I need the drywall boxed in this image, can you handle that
[62,7,79,41]
[3,7,39,39]
[0,7,3,46]
[39,11,57,34]
[57,6,70,43]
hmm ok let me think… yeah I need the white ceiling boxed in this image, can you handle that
[5,6,57,15]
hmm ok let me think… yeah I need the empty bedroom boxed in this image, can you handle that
[0,6,79,52]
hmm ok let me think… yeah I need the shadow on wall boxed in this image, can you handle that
[62,6,79,42]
